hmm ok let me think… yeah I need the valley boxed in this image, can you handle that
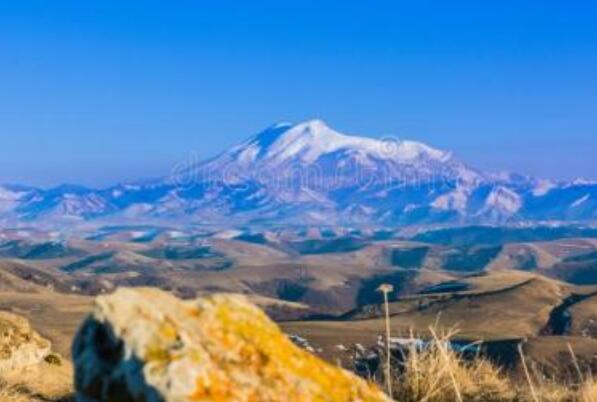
[0,223,595,374]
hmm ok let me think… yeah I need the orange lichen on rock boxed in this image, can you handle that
[72,288,392,402]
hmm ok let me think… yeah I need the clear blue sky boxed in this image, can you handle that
[0,1,595,187]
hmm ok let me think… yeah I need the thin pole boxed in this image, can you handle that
[383,291,393,396]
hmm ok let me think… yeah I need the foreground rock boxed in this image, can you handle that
[0,311,51,371]
[72,288,392,402]
[0,311,72,402]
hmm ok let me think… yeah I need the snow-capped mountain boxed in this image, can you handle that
[205,120,452,169]
[1,119,595,226]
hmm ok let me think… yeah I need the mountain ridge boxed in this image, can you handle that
[1,119,596,226]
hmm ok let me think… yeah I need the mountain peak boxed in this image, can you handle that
[261,119,338,144]
[257,119,330,142]
[222,119,454,168]
[293,118,330,132]
[256,120,376,164]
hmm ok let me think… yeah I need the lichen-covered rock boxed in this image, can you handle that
[0,311,52,371]
[72,288,393,402]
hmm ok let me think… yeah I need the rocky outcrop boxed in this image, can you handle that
[72,288,392,402]
[0,311,52,371]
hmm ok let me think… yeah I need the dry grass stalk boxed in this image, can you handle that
[390,327,512,402]
[518,343,540,402]
[429,327,463,402]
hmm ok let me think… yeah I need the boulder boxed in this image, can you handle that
[0,311,52,371]
[72,287,392,402]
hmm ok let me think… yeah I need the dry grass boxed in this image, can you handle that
[371,328,597,402]
[387,329,512,402]
[580,381,597,402]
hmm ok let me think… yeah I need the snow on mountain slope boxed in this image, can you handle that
[570,194,590,208]
[0,186,30,213]
[231,120,450,166]
[475,185,522,221]
[201,120,457,176]
[0,120,595,225]
[486,186,522,213]
[431,187,470,214]
[521,182,597,221]
[532,179,557,196]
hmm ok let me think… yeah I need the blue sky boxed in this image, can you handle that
[0,1,596,187]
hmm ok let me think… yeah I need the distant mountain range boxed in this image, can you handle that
[1,120,596,226]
